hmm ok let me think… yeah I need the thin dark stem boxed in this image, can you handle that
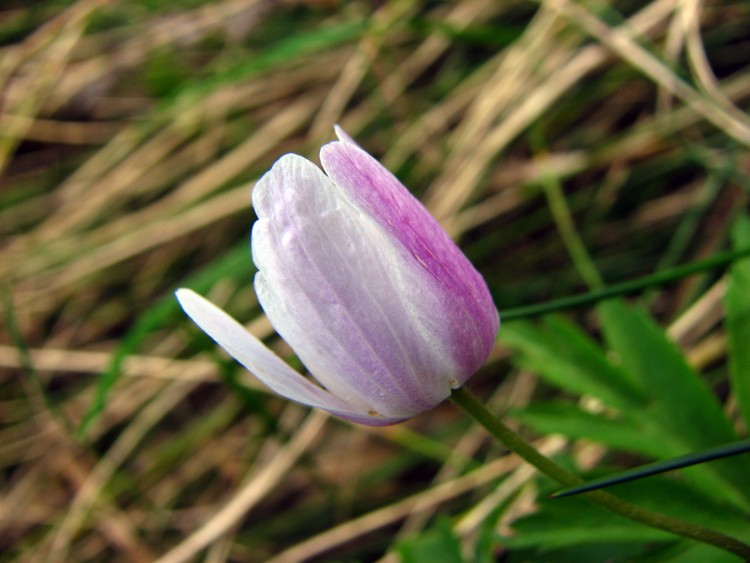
[500,246,750,322]
[451,386,750,559]
[552,439,750,498]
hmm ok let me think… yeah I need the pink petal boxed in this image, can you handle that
[319,137,499,380]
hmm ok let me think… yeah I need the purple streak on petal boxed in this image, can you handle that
[319,139,499,381]
[175,288,405,425]
[252,155,460,418]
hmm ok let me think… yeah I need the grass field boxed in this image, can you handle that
[2,0,750,561]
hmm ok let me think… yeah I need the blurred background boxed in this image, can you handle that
[2,0,750,561]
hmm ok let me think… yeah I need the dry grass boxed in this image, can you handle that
[1,0,749,560]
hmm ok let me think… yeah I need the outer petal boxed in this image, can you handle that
[252,155,468,419]
[320,134,499,380]
[175,288,406,425]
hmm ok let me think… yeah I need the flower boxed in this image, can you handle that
[176,126,499,425]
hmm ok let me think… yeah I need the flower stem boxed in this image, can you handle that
[450,386,750,559]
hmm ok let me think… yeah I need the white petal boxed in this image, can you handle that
[175,289,402,424]
[333,124,358,146]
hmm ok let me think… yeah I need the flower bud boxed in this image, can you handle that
[177,127,498,425]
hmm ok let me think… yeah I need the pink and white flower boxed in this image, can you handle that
[177,127,498,425]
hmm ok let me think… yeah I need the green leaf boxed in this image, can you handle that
[726,215,750,430]
[397,519,464,563]
[502,475,749,558]
[609,475,750,542]
[598,300,735,446]
[505,298,750,509]
[500,316,645,412]
[637,541,744,563]
[598,299,750,506]
[500,495,673,551]
[514,402,665,457]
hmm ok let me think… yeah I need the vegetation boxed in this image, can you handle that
[2,0,750,560]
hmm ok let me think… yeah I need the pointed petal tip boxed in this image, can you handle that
[175,287,196,309]
[333,124,358,146]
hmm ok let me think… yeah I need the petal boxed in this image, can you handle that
[175,288,405,425]
[333,124,358,146]
[251,155,462,419]
[319,138,499,379]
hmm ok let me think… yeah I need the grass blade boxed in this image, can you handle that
[552,440,750,498]
[501,246,750,322]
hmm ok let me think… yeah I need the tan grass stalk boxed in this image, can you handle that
[154,410,329,563]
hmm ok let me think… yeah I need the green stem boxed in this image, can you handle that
[450,386,750,559]
[540,168,604,290]
[500,246,750,322]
